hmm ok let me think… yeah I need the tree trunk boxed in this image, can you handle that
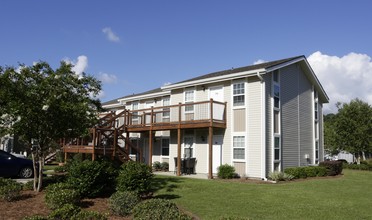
[31,152,38,192]
[362,151,366,161]
[37,155,44,192]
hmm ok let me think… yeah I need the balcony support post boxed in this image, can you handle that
[208,126,213,179]
[177,128,182,176]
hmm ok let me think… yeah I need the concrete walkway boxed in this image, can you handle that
[153,171,210,179]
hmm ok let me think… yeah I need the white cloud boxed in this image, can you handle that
[64,55,88,78]
[253,59,267,65]
[102,27,120,43]
[98,72,118,84]
[163,82,172,86]
[308,51,372,113]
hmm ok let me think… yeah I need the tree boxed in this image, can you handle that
[323,113,339,155]
[0,61,102,191]
[333,99,372,161]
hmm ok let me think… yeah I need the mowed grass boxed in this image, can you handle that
[153,170,372,220]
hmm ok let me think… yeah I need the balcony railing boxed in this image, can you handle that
[122,99,226,130]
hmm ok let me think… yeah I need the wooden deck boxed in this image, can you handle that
[62,99,227,178]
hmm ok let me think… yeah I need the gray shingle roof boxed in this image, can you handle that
[102,55,304,106]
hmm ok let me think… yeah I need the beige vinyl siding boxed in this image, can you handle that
[195,85,208,101]
[233,109,246,132]
[233,162,246,177]
[223,83,232,165]
[247,77,263,177]
[281,64,300,169]
[265,74,272,174]
[298,68,313,166]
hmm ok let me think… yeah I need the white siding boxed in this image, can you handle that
[247,77,263,177]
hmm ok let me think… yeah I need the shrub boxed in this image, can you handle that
[217,164,235,179]
[161,162,169,171]
[152,161,162,171]
[304,167,317,178]
[132,199,191,220]
[109,191,140,216]
[319,161,343,176]
[313,166,327,177]
[344,163,370,171]
[45,182,80,210]
[268,171,294,181]
[23,180,35,191]
[48,204,81,220]
[0,178,22,202]
[284,167,307,179]
[54,165,68,173]
[66,159,118,198]
[71,210,108,220]
[116,161,154,195]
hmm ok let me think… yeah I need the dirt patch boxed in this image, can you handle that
[0,190,130,220]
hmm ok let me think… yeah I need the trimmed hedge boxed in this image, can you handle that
[284,166,328,179]
[48,204,81,220]
[319,161,343,176]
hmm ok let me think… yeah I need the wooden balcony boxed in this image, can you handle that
[124,99,227,132]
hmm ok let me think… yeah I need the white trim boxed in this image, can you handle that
[232,133,246,162]
[118,90,170,103]
[266,57,304,73]
[232,79,247,109]
[162,69,265,90]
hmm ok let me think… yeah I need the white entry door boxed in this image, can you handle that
[209,86,224,120]
[212,135,223,174]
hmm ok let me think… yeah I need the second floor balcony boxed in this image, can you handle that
[111,99,227,132]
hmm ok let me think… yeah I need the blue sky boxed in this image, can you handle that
[1,1,372,113]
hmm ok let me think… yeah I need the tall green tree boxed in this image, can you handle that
[323,113,339,155]
[333,98,372,161]
[0,61,102,191]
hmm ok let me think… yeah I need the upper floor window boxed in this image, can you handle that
[132,102,139,124]
[273,70,279,83]
[184,89,194,112]
[162,97,170,118]
[233,82,245,106]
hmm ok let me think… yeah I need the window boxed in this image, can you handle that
[132,102,139,124]
[314,89,320,164]
[184,89,194,112]
[233,82,245,106]
[274,136,281,161]
[184,137,194,158]
[233,136,245,160]
[162,97,170,118]
[130,138,139,155]
[274,85,280,108]
[315,141,319,163]
[274,110,280,134]
[272,70,281,170]
[161,138,169,156]
[273,70,279,83]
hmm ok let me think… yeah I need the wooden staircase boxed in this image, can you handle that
[62,109,143,163]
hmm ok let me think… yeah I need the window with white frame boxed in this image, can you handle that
[314,89,320,164]
[161,138,169,156]
[233,82,245,106]
[132,102,139,124]
[272,70,281,170]
[162,96,170,119]
[184,89,194,112]
[233,136,245,160]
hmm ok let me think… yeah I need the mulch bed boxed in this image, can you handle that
[0,190,129,220]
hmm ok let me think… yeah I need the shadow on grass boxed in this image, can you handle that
[151,176,184,199]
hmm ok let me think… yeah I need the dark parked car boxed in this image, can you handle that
[0,149,35,178]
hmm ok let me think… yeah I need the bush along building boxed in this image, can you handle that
[63,56,329,180]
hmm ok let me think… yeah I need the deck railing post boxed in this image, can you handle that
[210,99,214,126]
[178,102,182,125]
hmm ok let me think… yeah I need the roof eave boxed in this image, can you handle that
[117,90,171,103]
[161,68,266,91]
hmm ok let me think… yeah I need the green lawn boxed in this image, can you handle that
[153,170,372,220]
